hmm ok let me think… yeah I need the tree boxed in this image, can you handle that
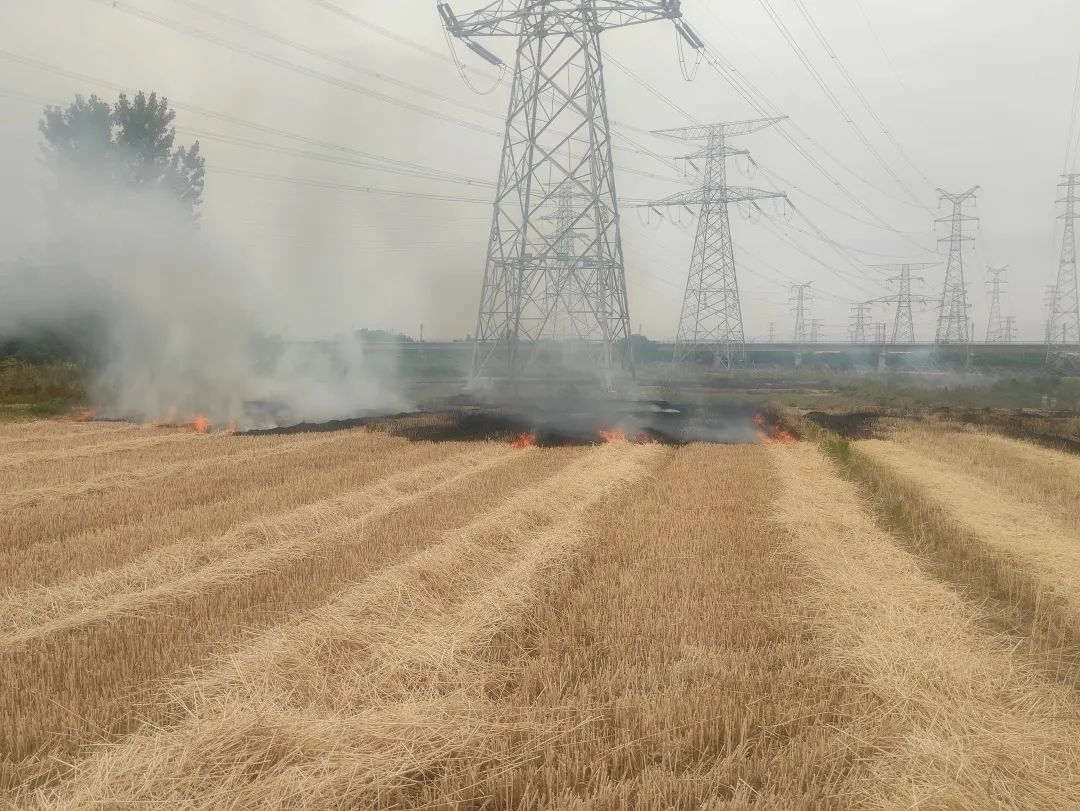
[39,91,205,216]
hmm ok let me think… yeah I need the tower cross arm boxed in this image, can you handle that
[644,187,786,207]
[651,116,787,141]
[934,213,979,223]
[936,185,980,203]
[439,1,684,37]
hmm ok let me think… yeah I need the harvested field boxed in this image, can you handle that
[4,416,1080,808]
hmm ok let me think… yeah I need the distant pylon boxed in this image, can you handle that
[849,302,872,344]
[647,117,787,368]
[439,1,687,385]
[873,262,936,343]
[1047,173,1080,356]
[1004,315,1017,343]
[768,321,776,343]
[791,282,812,344]
[934,186,979,344]
[985,265,1009,343]
[809,319,824,344]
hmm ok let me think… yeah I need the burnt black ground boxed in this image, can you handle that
[240,398,771,446]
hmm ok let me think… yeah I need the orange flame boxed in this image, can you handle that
[754,414,797,445]
[510,432,538,449]
[226,421,238,435]
[186,414,212,434]
[74,408,95,422]
[598,429,626,444]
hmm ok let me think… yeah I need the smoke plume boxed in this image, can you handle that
[0,150,407,429]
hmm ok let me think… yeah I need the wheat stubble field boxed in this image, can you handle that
[4,415,1080,808]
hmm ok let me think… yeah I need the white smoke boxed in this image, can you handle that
[0,162,407,429]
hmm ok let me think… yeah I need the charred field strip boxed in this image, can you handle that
[241,398,782,447]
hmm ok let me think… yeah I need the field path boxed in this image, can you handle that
[769,442,1080,808]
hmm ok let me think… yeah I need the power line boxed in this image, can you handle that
[688,31,937,254]
[207,165,491,203]
[164,0,505,121]
[0,77,496,188]
[303,0,495,78]
[88,0,504,135]
[752,0,930,210]
[1065,49,1080,173]
[851,0,907,91]
[788,0,932,189]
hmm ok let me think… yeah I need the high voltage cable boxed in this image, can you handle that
[208,165,492,203]
[851,0,908,91]
[1065,48,1080,172]
[0,75,494,188]
[88,0,503,136]
[754,215,882,298]
[694,9,929,213]
[746,156,927,276]
[179,127,495,187]
[0,51,688,195]
[163,0,504,122]
[788,0,933,189]
[303,0,496,78]
[93,1,686,172]
[752,160,928,238]
[753,0,930,211]
[693,38,936,254]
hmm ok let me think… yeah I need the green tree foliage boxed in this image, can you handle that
[39,91,205,216]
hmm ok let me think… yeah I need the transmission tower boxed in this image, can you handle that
[1047,173,1080,353]
[934,186,979,344]
[647,117,787,368]
[985,265,1009,343]
[809,319,824,344]
[849,301,872,344]
[791,283,812,344]
[1004,316,1017,344]
[541,181,591,341]
[439,1,687,385]
[874,262,936,344]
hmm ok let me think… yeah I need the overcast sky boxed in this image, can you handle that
[2,0,1079,342]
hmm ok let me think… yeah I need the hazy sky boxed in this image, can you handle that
[2,0,1079,342]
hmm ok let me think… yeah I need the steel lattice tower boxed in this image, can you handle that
[541,181,591,341]
[439,1,686,385]
[985,265,1009,343]
[646,118,786,368]
[934,186,979,344]
[871,262,936,344]
[791,283,812,344]
[850,302,871,344]
[1047,173,1080,352]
